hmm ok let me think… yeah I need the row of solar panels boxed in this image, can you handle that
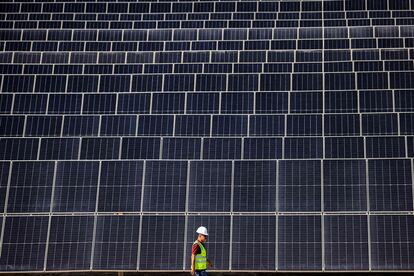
[3,19,414,30]
[1,50,413,63]
[0,91,414,113]
[1,39,413,51]
[3,49,413,61]
[0,159,412,212]
[2,10,414,21]
[2,0,413,13]
[1,90,414,112]
[1,136,413,161]
[1,62,414,75]
[1,214,413,271]
[0,135,414,160]
[2,27,414,40]
[1,72,414,92]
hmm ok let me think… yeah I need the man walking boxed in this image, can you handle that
[191,226,212,276]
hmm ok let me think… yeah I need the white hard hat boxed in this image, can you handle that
[196,226,208,236]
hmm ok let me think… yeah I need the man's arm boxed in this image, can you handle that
[191,254,196,275]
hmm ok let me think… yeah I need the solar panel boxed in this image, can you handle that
[1,0,414,273]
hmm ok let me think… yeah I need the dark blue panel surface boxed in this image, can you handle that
[400,113,414,135]
[233,161,276,212]
[325,215,369,270]
[62,116,99,136]
[370,215,414,269]
[212,115,248,136]
[284,138,323,159]
[278,216,322,270]
[324,114,360,136]
[80,138,120,160]
[162,138,201,159]
[360,90,393,112]
[47,216,94,270]
[152,93,185,114]
[221,93,254,114]
[0,216,49,271]
[323,160,367,211]
[25,116,62,137]
[40,138,79,160]
[362,114,398,135]
[137,115,174,136]
[279,160,321,211]
[290,92,323,113]
[140,216,185,270]
[243,138,282,159]
[366,137,406,158]
[287,115,322,136]
[0,162,10,211]
[48,94,82,114]
[7,161,54,213]
[186,93,219,114]
[93,215,140,270]
[13,94,48,114]
[53,161,99,212]
[83,94,116,114]
[121,137,160,159]
[256,92,289,113]
[100,115,137,136]
[143,161,187,212]
[0,138,39,160]
[98,161,143,212]
[249,115,285,136]
[202,138,241,159]
[368,159,413,211]
[118,93,151,114]
[232,216,276,270]
[0,116,25,136]
[189,161,232,212]
[324,137,365,158]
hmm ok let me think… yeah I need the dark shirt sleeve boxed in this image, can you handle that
[192,243,201,255]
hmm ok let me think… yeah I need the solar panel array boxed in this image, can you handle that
[0,0,414,273]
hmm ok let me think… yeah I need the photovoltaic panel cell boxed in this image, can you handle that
[98,161,143,212]
[202,138,241,160]
[233,161,276,212]
[324,215,369,270]
[139,215,185,270]
[368,159,413,211]
[278,215,322,270]
[46,216,94,270]
[189,161,232,212]
[370,215,414,269]
[93,215,140,270]
[323,160,367,211]
[53,161,99,212]
[143,161,187,212]
[0,216,49,271]
[232,216,276,270]
[0,162,10,211]
[0,116,25,137]
[7,161,54,213]
[279,160,321,212]
[40,138,79,160]
[0,138,39,160]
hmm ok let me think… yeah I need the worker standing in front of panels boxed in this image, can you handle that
[191,226,212,276]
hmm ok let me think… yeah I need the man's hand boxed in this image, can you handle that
[190,265,195,275]
[207,259,213,268]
